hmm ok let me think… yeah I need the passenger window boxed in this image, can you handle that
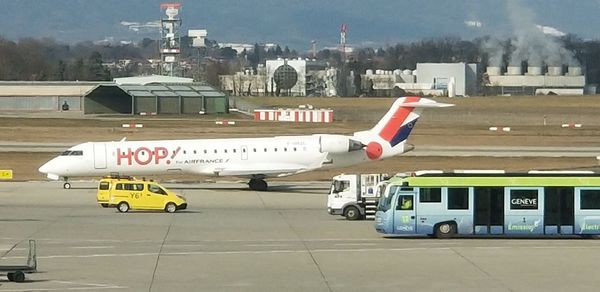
[274,148,277,152]
[204,150,207,154]
[224,149,228,153]
[135,184,144,191]
[149,184,167,195]
[293,147,297,151]
[233,149,237,153]
[214,149,217,153]
[193,150,197,154]
[99,182,110,190]
[284,148,287,152]
[420,188,441,203]
[70,150,83,156]
[116,183,123,190]
[448,188,469,210]
[253,148,257,152]
[580,190,600,209]
[264,148,267,152]
[183,150,187,154]
[396,195,414,210]
[61,150,72,156]
[124,184,134,191]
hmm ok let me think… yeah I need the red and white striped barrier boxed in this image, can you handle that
[561,123,582,128]
[489,126,511,132]
[215,120,236,125]
[254,108,333,123]
[122,123,143,128]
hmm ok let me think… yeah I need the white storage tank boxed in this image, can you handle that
[507,66,522,75]
[527,66,543,75]
[486,67,501,76]
[547,66,564,76]
[568,66,582,76]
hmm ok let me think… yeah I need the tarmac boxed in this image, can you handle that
[1,181,600,291]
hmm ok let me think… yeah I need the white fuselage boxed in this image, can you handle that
[39,135,388,179]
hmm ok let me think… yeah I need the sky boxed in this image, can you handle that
[1,0,600,50]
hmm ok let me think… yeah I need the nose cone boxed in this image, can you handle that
[38,159,61,180]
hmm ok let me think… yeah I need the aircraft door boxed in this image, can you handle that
[392,193,417,234]
[241,145,248,160]
[93,143,107,169]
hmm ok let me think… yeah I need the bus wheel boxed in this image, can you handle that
[435,222,456,238]
[344,206,361,220]
[435,222,455,239]
[117,202,130,213]
[165,203,177,213]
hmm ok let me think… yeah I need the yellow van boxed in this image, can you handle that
[97,176,187,213]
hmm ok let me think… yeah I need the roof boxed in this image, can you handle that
[114,75,194,85]
[87,83,226,99]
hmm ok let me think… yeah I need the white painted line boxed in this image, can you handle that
[0,280,127,291]
[245,244,293,247]
[70,246,115,249]
[333,243,377,246]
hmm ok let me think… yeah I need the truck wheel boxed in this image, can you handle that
[13,271,25,282]
[165,203,177,213]
[435,222,456,239]
[7,272,14,281]
[63,182,71,189]
[344,206,361,220]
[117,202,130,213]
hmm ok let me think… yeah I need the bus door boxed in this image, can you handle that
[474,187,504,235]
[544,187,574,235]
[505,188,544,235]
[393,192,417,234]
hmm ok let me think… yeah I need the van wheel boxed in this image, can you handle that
[165,203,177,213]
[7,272,14,281]
[117,202,130,213]
[344,206,361,220]
[435,222,456,239]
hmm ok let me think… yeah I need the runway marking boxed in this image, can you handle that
[333,243,377,246]
[0,280,126,291]
[245,244,293,247]
[70,246,115,249]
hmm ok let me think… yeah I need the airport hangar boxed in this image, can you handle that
[0,75,229,115]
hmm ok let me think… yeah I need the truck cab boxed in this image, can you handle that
[327,173,389,220]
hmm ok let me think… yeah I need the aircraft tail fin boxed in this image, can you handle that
[367,96,453,147]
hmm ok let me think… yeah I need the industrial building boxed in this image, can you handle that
[0,81,98,111]
[483,65,588,95]
[0,76,228,115]
[361,63,479,97]
[220,58,336,97]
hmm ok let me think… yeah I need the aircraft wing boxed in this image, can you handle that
[211,163,311,177]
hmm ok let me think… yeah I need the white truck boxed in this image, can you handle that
[327,173,390,220]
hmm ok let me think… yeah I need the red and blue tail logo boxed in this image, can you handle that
[378,96,419,147]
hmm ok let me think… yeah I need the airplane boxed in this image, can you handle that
[39,96,453,191]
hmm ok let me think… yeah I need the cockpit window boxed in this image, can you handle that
[61,150,83,156]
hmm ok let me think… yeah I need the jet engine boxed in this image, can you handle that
[317,135,365,153]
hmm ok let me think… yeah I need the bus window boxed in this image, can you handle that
[396,195,413,210]
[420,188,441,203]
[510,190,538,210]
[448,188,469,210]
[580,190,600,209]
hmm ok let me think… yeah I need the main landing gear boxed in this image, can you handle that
[248,179,268,191]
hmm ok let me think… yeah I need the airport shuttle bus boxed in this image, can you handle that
[374,171,600,238]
